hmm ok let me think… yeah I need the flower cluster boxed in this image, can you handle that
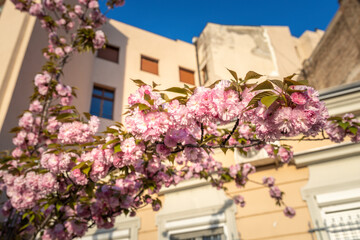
[0,172,58,211]
[325,113,360,143]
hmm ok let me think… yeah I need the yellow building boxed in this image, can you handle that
[0,0,359,239]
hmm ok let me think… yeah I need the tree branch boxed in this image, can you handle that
[221,119,239,147]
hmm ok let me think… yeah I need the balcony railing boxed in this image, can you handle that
[308,215,360,240]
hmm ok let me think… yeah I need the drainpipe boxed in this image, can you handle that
[192,37,202,86]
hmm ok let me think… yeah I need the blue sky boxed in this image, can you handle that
[100,0,339,43]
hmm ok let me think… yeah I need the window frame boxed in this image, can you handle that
[140,55,159,75]
[90,84,115,120]
[170,227,225,240]
[96,44,120,63]
[179,67,195,85]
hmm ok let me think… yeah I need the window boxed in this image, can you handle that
[141,55,159,75]
[201,65,209,85]
[97,45,119,63]
[90,85,114,120]
[170,227,225,240]
[179,67,195,85]
[321,202,360,240]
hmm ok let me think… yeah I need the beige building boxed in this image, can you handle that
[1,0,359,239]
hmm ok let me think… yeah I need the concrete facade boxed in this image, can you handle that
[301,0,360,90]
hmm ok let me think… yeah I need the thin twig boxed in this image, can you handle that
[221,119,240,147]
[200,123,204,143]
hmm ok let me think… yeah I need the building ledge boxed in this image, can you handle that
[294,142,360,167]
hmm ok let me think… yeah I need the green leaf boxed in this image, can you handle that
[161,93,170,102]
[66,184,73,192]
[227,68,238,80]
[284,78,305,86]
[152,81,160,88]
[22,212,30,219]
[82,166,91,176]
[270,80,284,89]
[83,112,91,120]
[56,113,77,120]
[131,79,147,87]
[221,148,228,154]
[338,122,350,130]
[135,103,151,111]
[251,80,274,92]
[72,162,85,170]
[19,223,30,232]
[144,94,154,105]
[349,126,358,135]
[114,144,122,153]
[102,138,119,149]
[207,79,221,89]
[284,73,297,80]
[247,91,276,108]
[261,95,279,108]
[245,71,262,80]
[297,79,309,85]
[164,87,188,95]
[10,127,22,133]
[29,214,35,223]
[328,116,342,121]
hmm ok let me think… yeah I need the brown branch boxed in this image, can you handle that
[221,119,240,147]
[170,139,264,154]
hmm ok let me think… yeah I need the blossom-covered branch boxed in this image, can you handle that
[1,0,360,239]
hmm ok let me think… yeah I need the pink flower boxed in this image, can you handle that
[283,206,296,218]
[13,130,27,146]
[29,3,43,16]
[93,30,106,49]
[38,85,49,95]
[34,72,51,87]
[274,107,293,136]
[55,47,65,57]
[88,0,99,8]
[11,148,23,158]
[233,195,245,207]
[19,112,34,129]
[29,100,43,113]
[269,186,282,200]
[74,5,83,14]
[70,169,88,185]
[291,92,307,105]
[229,164,240,178]
[278,147,292,163]
[121,137,136,154]
[156,144,171,157]
[60,96,73,106]
[47,117,60,134]
[262,176,275,187]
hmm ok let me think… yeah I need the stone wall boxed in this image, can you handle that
[301,0,360,90]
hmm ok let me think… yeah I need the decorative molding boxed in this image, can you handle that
[294,142,360,167]
[82,216,140,240]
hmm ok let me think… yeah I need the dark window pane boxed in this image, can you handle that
[97,45,119,63]
[93,88,102,96]
[104,90,114,99]
[203,235,222,240]
[102,100,113,119]
[90,97,101,116]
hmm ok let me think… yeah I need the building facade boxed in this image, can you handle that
[2,0,359,239]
